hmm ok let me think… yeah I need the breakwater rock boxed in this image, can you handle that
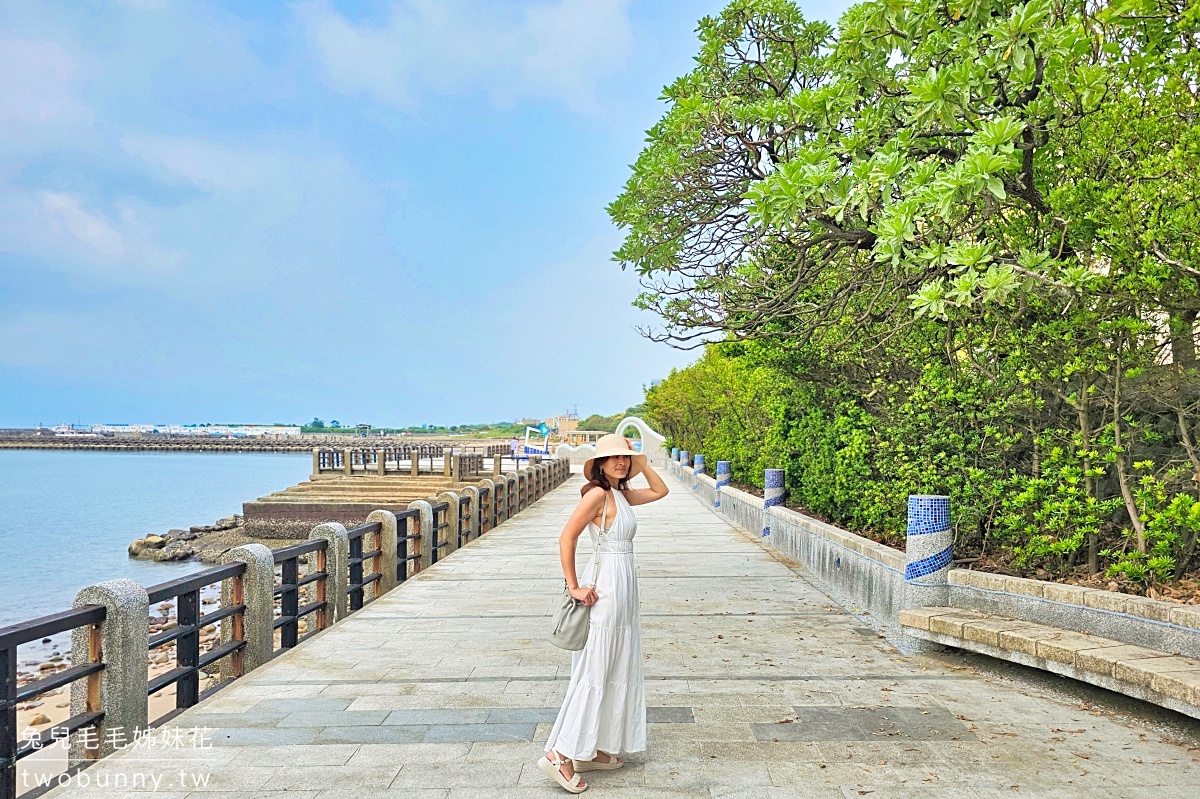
[127,514,269,564]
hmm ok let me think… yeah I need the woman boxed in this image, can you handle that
[538,434,670,793]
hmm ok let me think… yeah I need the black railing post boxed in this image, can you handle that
[177,589,200,709]
[280,556,299,649]
[349,531,364,612]
[1,646,15,799]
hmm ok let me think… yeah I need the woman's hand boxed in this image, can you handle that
[569,586,598,605]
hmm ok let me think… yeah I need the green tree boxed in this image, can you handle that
[621,0,1200,583]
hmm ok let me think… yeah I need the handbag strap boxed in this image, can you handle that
[585,492,609,588]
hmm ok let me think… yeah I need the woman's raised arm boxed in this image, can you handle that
[624,463,669,506]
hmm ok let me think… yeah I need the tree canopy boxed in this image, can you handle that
[618,0,1200,586]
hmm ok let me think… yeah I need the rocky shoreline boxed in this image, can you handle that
[127,514,304,565]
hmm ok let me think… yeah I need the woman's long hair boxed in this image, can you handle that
[580,455,631,496]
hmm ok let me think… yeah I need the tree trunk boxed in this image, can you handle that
[1077,379,1098,574]
[1169,310,1198,367]
[1113,363,1146,553]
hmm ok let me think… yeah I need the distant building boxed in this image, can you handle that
[544,414,579,434]
[79,424,302,438]
[564,430,607,446]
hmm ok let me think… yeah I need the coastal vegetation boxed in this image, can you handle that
[616,0,1200,590]
[579,405,647,433]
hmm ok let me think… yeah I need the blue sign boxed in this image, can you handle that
[538,423,549,435]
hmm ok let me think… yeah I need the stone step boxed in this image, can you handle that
[900,606,1200,718]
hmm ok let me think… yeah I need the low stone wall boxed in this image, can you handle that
[717,484,763,537]
[948,569,1200,660]
[667,454,1200,679]
[767,506,906,625]
[670,462,906,630]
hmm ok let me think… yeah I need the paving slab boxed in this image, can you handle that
[34,472,1200,798]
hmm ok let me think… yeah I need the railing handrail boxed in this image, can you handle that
[145,562,245,604]
[273,539,326,563]
[0,605,106,652]
[346,520,383,541]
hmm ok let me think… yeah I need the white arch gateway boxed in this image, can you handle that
[554,416,668,469]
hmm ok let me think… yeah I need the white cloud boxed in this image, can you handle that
[0,188,180,281]
[0,38,87,127]
[299,0,633,111]
[38,191,128,259]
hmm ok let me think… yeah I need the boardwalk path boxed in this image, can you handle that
[44,473,1199,798]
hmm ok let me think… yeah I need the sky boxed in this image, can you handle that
[0,0,854,429]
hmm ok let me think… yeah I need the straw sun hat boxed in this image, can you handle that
[583,433,647,481]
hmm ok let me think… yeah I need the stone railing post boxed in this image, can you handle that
[517,470,528,511]
[493,454,503,476]
[692,454,705,491]
[461,486,480,541]
[903,495,953,608]
[376,449,385,476]
[219,544,274,682]
[342,448,353,476]
[311,447,321,478]
[70,579,148,763]
[366,510,398,595]
[437,491,461,553]
[410,449,420,477]
[763,469,785,538]
[308,522,349,622]
[443,451,453,478]
[408,500,434,571]
[715,461,731,508]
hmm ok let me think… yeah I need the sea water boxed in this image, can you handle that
[0,449,310,636]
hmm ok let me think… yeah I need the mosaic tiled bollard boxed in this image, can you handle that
[904,494,953,607]
[692,454,705,491]
[671,447,679,477]
[715,460,731,507]
[763,469,785,537]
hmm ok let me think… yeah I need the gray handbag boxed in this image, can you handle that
[549,498,607,650]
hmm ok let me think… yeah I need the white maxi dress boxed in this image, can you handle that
[545,488,646,761]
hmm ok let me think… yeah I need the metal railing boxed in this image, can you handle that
[1,606,106,799]
[144,567,247,726]
[458,496,472,545]
[347,521,383,612]
[397,509,421,584]
[429,502,451,565]
[272,540,328,653]
[479,487,491,534]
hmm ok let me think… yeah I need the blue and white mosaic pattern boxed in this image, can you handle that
[763,469,785,537]
[681,450,690,467]
[904,494,952,583]
[714,460,731,507]
[692,454,705,490]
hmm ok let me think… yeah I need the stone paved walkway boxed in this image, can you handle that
[40,473,1200,798]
